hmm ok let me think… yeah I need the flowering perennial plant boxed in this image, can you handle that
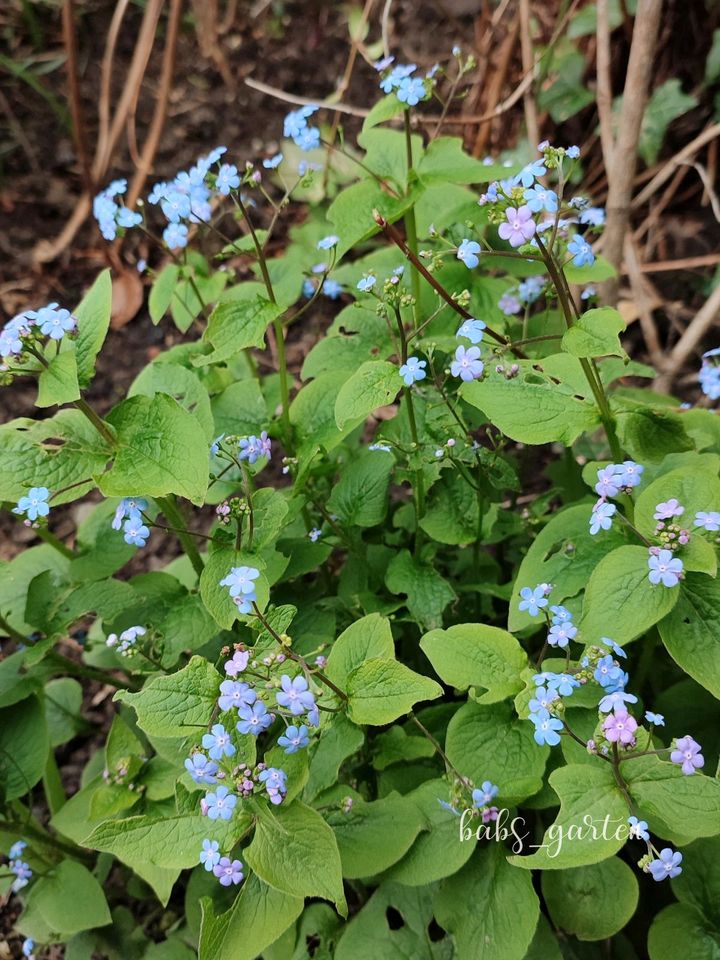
[1,39,720,960]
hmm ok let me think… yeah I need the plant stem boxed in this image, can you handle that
[3,814,94,864]
[73,396,116,447]
[42,749,66,816]
[409,713,471,786]
[403,110,421,330]
[155,496,204,577]
[48,652,132,689]
[34,526,75,559]
[0,613,26,643]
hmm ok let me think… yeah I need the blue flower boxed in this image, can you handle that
[648,549,683,588]
[163,223,189,249]
[590,500,616,535]
[532,713,563,746]
[308,527,322,542]
[594,655,626,691]
[548,621,577,649]
[518,585,549,617]
[317,235,339,250]
[295,126,321,151]
[0,314,30,357]
[123,517,150,547]
[399,356,427,386]
[456,319,486,344]
[648,848,682,881]
[10,860,32,892]
[472,780,499,807]
[258,766,287,804]
[13,487,50,522]
[616,460,643,488]
[567,235,595,267]
[9,841,27,860]
[185,752,219,784]
[238,432,272,464]
[236,700,273,735]
[220,565,260,600]
[694,511,720,531]
[27,303,76,340]
[396,76,426,106]
[498,292,521,315]
[199,838,221,871]
[160,189,192,223]
[278,724,310,753]
[456,239,481,269]
[565,145,580,159]
[513,159,547,188]
[111,497,147,530]
[579,207,605,226]
[357,275,376,292]
[528,686,558,714]
[21,939,34,959]
[283,105,318,139]
[322,278,343,299]
[550,605,572,624]
[276,674,316,716]
[263,153,283,169]
[379,63,416,93]
[601,637,627,658]
[598,690,638,713]
[216,163,240,196]
[544,673,580,697]
[627,816,649,841]
[518,276,544,304]
[595,465,621,499]
[218,679,256,712]
[523,187,558,214]
[202,723,236,761]
[645,711,665,726]
[450,345,483,381]
[205,785,237,821]
[214,856,244,885]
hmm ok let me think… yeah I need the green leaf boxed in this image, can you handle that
[419,470,484,545]
[244,800,347,914]
[658,574,720,700]
[615,402,694,462]
[334,360,400,430]
[198,875,303,960]
[561,307,626,359]
[194,295,279,368]
[326,794,426,878]
[291,370,364,460]
[420,623,527,703]
[305,713,365,800]
[99,394,208,504]
[327,450,394,527]
[74,269,112,386]
[564,254,617,284]
[346,659,442,725]
[510,764,626,869]
[327,178,423,258]
[541,858,639,940]
[640,79,698,165]
[357,128,421,189]
[114,656,220,737]
[21,860,111,938]
[371,726,435,770]
[579,545,680,644]
[36,350,81,408]
[623,754,720,841]
[0,695,48,801]
[199,547,268,629]
[435,845,540,960]
[385,549,456,630]
[381,779,475,885]
[129,361,214,441]
[44,678,83,746]
[326,613,395,687]
[417,135,501,184]
[445,700,548,805]
[461,363,600,446]
[149,263,180,324]
[362,93,406,131]
[648,903,720,960]
[672,836,720,928]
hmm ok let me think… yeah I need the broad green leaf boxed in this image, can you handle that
[198,875,303,960]
[305,713,365,800]
[385,549,456,630]
[199,547,268,629]
[361,93,406,131]
[334,360,400,430]
[99,394,208,504]
[509,502,627,632]
[435,845,540,960]
[541,858,639,940]
[461,363,600,445]
[194,295,279,367]
[510,764,626,869]
[357,127,422,189]
[615,401,694,462]
[381,778,475,885]
[564,254,616,284]
[301,306,395,379]
[523,916,563,960]
[291,370,364,460]
[158,593,220,667]
[114,656,220,737]
[69,498,137,581]
[244,800,346,914]
[658,574,720,700]
[326,613,395,687]
[561,307,626,359]
[74,269,112,386]
[417,135,504,185]
[327,450,393,527]
[129,361,214,441]
[445,700,548,805]
[623,754,720,841]
[579,545,680,644]
[371,726,435,770]
[648,903,720,960]
[44,678,83,746]
[419,470,483,545]
[21,860,111,938]
[327,178,423,258]
[537,43,594,121]
[347,659,442,725]
[211,379,268,439]
[0,695,48,801]
[640,79,698,165]
[420,623,527,703]
[149,263,180,324]
[326,794,426,878]
[36,350,80,408]
[672,836,720,928]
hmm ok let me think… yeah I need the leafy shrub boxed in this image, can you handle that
[2,49,720,960]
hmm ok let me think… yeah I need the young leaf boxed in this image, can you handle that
[327,450,394,527]
[36,351,81,408]
[194,296,279,368]
[0,695,48,801]
[334,360,400,430]
[74,269,112,386]
[658,574,720,700]
[541,858,639,941]
[346,658,442,725]
[21,860,111,938]
[325,613,395,687]
[561,307,627,359]
[149,263,181,324]
[623,754,720,841]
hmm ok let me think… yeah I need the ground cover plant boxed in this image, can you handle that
[1,4,720,959]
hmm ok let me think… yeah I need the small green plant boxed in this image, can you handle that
[1,47,719,960]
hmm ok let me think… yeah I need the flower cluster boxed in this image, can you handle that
[283,105,321,151]
[6,840,32,893]
[699,347,720,400]
[1,303,77,372]
[220,565,260,614]
[111,497,150,547]
[376,60,432,107]
[106,625,146,657]
[93,179,142,241]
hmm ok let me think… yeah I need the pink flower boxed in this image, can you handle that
[670,735,704,775]
[654,498,684,520]
[498,205,536,248]
[225,649,250,676]
[603,709,637,746]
